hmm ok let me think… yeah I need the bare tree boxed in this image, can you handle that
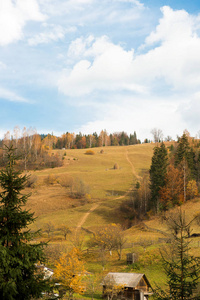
[43,222,55,238]
[59,225,71,240]
[151,128,163,143]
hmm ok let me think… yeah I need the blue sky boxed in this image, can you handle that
[1,0,200,141]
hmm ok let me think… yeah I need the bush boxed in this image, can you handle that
[113,163,119,169]
[26,174,38,188]
[44,174,58,185]
[85,150,95,155]
[59,174,74,188]
[71,178,90,198]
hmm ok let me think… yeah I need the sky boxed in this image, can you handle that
[1,0,200,141]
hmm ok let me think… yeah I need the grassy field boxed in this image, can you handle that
[27,144,155,228]
[23,143,200,297]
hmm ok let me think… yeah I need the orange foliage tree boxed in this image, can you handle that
[186,180,198,200]
[54,248,86,299]
[159,164,184,210]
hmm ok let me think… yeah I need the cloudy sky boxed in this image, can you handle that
[1,0,200,141]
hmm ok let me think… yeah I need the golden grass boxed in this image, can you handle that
[26,144,200,235]
[25,143,200,294]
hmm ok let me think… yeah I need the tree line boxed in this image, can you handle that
[0,127,140,170]
[0,128,140,151]
[44,130,140,149]
[0,127,63,170]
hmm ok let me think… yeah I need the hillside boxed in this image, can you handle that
[24,143,200,295]
[26,144,155,229]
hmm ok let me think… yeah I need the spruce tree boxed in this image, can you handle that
[149,143,168,212]
[175,133,190,167]
[153,210,200,300]
[0,146,48,300]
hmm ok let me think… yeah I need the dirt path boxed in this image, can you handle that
[75,203,100,235]
[125,149,142,180]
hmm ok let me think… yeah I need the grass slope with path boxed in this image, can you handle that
[24,143,200,295]
[27,144,155,231]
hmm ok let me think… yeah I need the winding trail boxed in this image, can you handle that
[75,203,100,235]
[125,149,142,180]
[75,147,141,232]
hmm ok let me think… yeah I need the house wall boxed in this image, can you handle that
[136,278,148,293]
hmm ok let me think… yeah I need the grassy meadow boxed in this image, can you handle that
[23,143,200,296]
[27,144,155,229]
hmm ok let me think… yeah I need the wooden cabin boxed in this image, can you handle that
[102,272,152,300]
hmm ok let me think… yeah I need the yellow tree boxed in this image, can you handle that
[102,274,125,300]
[186,180,198,200]
[42,133,57,150]
[66,133,75,149]
[54,248,86,299]
[32,133,41,160]
[89,224,126,264]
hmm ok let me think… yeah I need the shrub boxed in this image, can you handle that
[113,163,119,169]
[59,174,74,188]
[71,178,90,198]
[85,150,95,155]
[100,149,104,154]
[44,174,58,185]
[26,174,38,188]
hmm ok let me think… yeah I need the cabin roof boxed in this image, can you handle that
[103,272,151,289]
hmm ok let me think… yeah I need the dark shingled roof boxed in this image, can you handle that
[103,272,151,289]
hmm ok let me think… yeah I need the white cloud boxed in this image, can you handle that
[58,36,146,97]
[0,0,46,46]
[78,94,186,141]
[28,24,76,46]
[56,5,200,139]
[0,88,30,103]
[136,6,200,91]
[178,92,200,128]
[144,6,193,45]
[58,6,200,99]
[38,0,144,27]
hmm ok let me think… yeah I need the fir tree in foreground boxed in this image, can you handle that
[153,210,200,300]
[0,146,48,300]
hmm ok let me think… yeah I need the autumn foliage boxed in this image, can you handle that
[54,247,86,298]
[85,149,95,155]
[159,164,184,210]
[148,131,200,213]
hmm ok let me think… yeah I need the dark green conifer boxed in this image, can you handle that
[153,211,200,300]
[174,133,190,166]
[0,146,48,300]
[149,142,168,212]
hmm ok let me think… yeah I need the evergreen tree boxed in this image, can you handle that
[153,210,200,300]
[129,131,137,145]
[174,133,190,167]
[149,143,168,212]
[0,146,48,300]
